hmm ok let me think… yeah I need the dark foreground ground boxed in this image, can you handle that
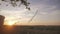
[0,25,60,34]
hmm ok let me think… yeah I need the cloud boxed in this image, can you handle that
[29,0,60,10]
[0,0,60,25]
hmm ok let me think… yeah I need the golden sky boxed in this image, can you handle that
[0,0,60,25]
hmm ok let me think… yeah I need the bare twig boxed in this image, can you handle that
[28,10,38,23]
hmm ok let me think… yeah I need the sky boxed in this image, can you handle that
[0,0,60,25]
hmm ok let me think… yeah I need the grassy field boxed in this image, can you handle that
[0,25,60,34]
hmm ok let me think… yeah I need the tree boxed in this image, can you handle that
[0,0,38,24]
[0,15,5,27]
[0,0,30,10]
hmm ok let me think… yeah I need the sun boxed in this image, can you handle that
[4,19,17,26]
[4,17,18,26]
[7,21,16,26]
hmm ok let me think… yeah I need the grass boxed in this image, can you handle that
[0,25,60,34]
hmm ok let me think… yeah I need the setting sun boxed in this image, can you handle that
[4,17,18,26]
[6,21,16,25]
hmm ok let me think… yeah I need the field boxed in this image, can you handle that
[0,25,60,34]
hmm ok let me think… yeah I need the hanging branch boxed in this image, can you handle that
[0,0,30,10]
[28,10,38,23]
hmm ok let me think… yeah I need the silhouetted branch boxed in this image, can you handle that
[28,10,38,23]
[0,0,30,10]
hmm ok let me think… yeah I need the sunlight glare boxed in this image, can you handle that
[7,20,16,25]
[4,17,18,26]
